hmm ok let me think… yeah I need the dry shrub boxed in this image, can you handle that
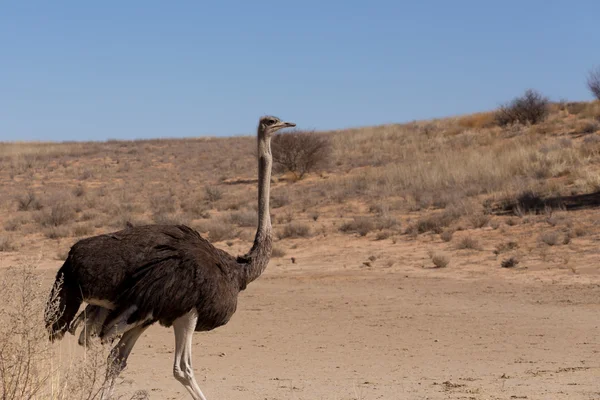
[73,223,94,237]
[180,196,210,219]
[428,251,450,268]
[193,220,238,242]
[440,229,454,242]
[228,210,257,228]
[407,208,463,235]
[72,185,86,198]
[540,231,561,246]
[494,241,519,255]
[340,216,399,237]
[0,236,17,252]
[16,191,42,211]
[270,193,291,209]
[456,236,481,250]
[278,222,312,239]
[496,89,550,126]
[574,120,599,135]
[0,263,148,400]
[149,193,177,214]
[204,186,223,203]
[271,246,286,258]
[469,213,490,229]
[4,215,29,232]
[501,257,520,268]
[35,196,75,227]
[456,112,497,129]
[271,130,331,179]
[152,213,190,226]
[43,226,71,239]
[375,231,391,241]
[587,66,600,100]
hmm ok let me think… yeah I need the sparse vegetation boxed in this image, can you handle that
[587,66,600,100]
[15,191,42,211]
[429,251,450,268]
[496,89,550,126]
[440,229,454,242]
[0,236,17,252]
[0,264,148,400]
[193,220,237,242]
[271,246,286,258]
[456,236,481,250]
[540,231,562,246]
[501,257,520,268]
[340,216,399,237]
[278,222,312,239]
[204,185,223,203]
[271,130,331,180]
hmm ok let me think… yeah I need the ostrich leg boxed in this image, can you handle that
[172,310,206,400]
[100,324,149,400]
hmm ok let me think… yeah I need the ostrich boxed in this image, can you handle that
[44,116,295,400]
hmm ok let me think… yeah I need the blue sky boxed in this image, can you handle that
[1,1,598,141]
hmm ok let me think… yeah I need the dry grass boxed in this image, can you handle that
[540,231,562,246]
[0,236,17,252]
[456,236,482,251]
[278,222,312,239]
[0,263,148,400]
[428,251,450,268]
[193,220,238,242]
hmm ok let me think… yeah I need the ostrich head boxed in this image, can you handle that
[258,115,295,138]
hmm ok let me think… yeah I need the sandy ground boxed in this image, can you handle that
[10,232,596,400]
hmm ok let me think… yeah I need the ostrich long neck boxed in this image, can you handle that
[240,129,273,286]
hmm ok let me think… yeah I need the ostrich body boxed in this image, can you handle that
[44,116,295,400]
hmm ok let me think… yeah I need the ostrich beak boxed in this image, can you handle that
[280,121,296,128]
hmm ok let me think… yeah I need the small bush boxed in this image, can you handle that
[72,185,86,197]
[375,231,391,241]
[271,246,286,258]
[153,213,190,226]
[440,229,454,242]
[501,257,520,268]
[340,217,374,237]
[4,215,28,232]
[340,216,399,237]
[587,66,600,100]
[494,241,519,255]
[574,120,599,135]
[150,193,177,214]
[469,213,490,229]
[16,191,42,211]
[73,223,94,237]
[271,130,331,179]
[429,251,450,268]
[44,226,70,239]
[193,220,238,242]
[278,222,312,239]
[204,185,223,203]
[228,210,258,227]
[271,193,291,209]
[496,89,550,126]
[35,199,75,227]
[456,236,481,250]
[407,209,462,235]
[540,231,561,246]
[0,236,17,252]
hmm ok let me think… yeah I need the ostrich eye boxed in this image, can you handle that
[266,119,276,126]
